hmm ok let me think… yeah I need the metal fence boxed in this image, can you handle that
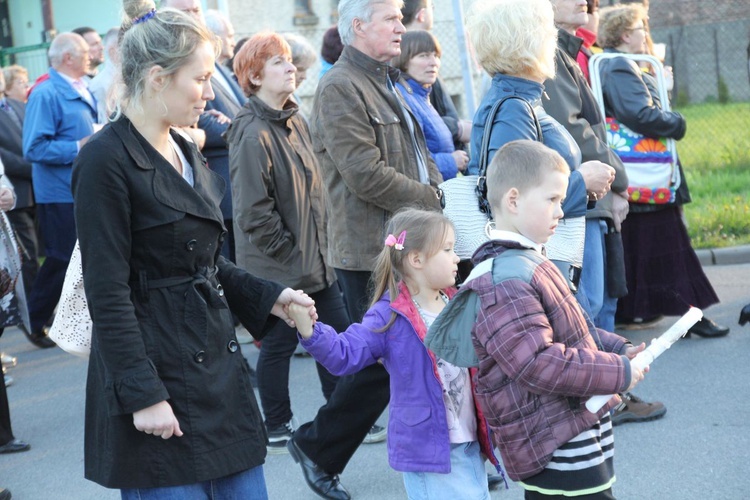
[0,43,51,82]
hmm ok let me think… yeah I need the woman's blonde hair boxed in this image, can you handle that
[370,209,453,331]
[2,65,28,91]
[597,4,648,49]
[466,0,558,81]
[117,0,215,115]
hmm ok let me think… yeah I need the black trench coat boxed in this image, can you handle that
[72,117,284,489]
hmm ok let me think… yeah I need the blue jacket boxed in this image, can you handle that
[301,282,501,475]
[397,78,458,180]
[468,74,587,219]
[23,67,97,203]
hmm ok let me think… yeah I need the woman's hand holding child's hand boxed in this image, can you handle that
[271,288,318,328]
[287,303,314,339]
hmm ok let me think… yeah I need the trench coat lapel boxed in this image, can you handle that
[111,118,226,225]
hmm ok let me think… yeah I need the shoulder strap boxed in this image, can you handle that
[477,95,544,177]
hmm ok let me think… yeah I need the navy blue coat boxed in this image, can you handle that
[198,63,247,221]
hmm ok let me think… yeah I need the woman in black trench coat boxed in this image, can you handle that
[71,1,315,497]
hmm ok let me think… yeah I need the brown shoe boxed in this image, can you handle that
[611,392,666,426]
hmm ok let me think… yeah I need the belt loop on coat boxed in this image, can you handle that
[139,270,150,303]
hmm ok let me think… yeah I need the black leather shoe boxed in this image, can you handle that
[0,439,30,454]
[18,325,56,349]
[686,317,730,338]
[740,304,750,326]
[0,487,12,500]
[287,438,351,500]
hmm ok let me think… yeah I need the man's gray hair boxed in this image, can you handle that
[338,0,403,46]
[204,9,230,36]
[48,32,86,68]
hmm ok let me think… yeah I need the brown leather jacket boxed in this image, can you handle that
[310,45,443,271]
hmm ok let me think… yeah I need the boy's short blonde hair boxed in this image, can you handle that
[466,0,557,81]
[486,141,569,214]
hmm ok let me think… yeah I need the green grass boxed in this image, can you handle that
[672,102,750,249]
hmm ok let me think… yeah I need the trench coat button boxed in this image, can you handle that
[194,350,206,363]
[227,340,239,353]
[216,284,224,297]
[185,239,197,251]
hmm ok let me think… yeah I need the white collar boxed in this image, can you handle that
[488,229,543,255]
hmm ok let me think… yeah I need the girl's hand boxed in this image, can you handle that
[287,303,314,338]
[271,288,317,328]
[133,401,183,439]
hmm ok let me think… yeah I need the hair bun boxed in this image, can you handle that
[123,0,156,23]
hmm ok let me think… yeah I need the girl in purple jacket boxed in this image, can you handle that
[288,209,500,499]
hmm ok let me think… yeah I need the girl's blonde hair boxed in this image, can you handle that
[369,209,453,330]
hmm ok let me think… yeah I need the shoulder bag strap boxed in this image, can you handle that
[476,95,544,214]
[477,95,544,177]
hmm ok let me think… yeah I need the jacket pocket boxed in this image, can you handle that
[366,107,402,154]
[389,405,436,466]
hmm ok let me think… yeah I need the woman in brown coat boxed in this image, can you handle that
[225,32,350,454]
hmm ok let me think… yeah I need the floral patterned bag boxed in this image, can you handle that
[590,53,680,204]
[605,117,680,204]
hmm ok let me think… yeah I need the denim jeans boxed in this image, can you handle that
[580,219,606,319]
[581,219,619,332]
[402,441,490,500]
[120,465,268,500]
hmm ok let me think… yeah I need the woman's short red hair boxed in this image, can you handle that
[233,31,292,97]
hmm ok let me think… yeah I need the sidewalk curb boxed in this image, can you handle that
[695,244,750,266]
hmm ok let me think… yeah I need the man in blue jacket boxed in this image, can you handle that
[22,32,97,348]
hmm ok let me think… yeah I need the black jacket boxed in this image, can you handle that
[599,49,690,208]
[0,98,33,209]
[544,29,628,221]
[72,117,283,488]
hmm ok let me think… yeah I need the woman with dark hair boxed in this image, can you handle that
[393,30,468,180]
[225,32,350,455]
[597,4,728,337]
[72,0,316,496]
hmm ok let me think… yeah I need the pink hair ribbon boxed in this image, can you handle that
[384,231,406,250]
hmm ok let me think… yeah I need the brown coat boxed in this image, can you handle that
[310,46,443,271]
[226,96,335,292]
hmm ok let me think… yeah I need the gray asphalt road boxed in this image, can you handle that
[1,262,749,499]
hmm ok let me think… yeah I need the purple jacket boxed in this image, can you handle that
[301,282,500,474]
[426,240,631,481]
